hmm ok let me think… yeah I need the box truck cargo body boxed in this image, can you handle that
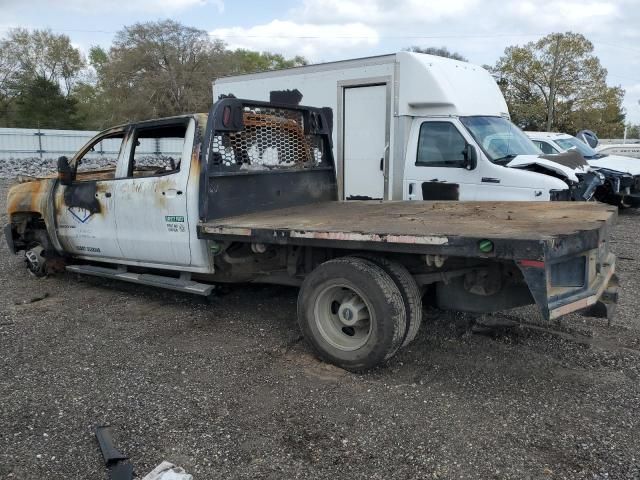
[213,52,599,202]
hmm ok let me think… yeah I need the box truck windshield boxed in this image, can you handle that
[460,116,541,164]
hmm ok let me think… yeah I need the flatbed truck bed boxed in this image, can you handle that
[199,200,617,260]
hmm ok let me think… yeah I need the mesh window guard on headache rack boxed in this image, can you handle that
[207,105,329,173]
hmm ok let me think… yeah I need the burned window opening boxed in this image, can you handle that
[127,123,188,178]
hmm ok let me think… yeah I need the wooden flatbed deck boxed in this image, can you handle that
[198,201,617,259]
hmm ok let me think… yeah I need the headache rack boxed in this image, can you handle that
[199,99,338,222]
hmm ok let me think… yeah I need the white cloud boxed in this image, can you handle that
[508,1,619,31]
[17,0,224,14]
[293,0,480,26]
[211,20,379,59]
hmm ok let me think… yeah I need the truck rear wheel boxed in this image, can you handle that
[354,254,423,347]
[297,256,407,371]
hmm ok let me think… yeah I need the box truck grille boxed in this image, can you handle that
[209,106,327,171]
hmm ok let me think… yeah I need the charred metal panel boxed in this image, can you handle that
[421,181,459,200]
[269,89,303,105]
[204,169,337,220]
[62,182,100,214]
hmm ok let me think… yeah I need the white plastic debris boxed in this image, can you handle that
[141,461,192,480]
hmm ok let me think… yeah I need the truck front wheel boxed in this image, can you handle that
[297,256,407,371]
[25,245,47,277]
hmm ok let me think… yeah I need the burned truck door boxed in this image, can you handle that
[111,119,193,266]
[54,131,127,259]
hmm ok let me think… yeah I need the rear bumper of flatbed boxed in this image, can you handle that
[549,253,618,320]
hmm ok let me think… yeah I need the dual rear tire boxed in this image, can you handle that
[297,256,422,371]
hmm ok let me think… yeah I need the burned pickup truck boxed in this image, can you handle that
[5,99,619,370]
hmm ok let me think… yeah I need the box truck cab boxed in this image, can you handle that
[213,52,596,202]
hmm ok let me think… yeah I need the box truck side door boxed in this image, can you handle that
[343,84,387,200]
[404,119,479,201]
[112,118,194,266]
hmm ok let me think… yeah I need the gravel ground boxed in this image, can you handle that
[1,177,639,479]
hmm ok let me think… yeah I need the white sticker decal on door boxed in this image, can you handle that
[68,207,95,224]
[165,215,186,233]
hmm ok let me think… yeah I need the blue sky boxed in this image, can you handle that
[2,0,639,125]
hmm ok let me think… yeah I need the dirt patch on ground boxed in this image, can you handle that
[1,179,639,479]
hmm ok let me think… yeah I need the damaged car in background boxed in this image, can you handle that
[527,131,640,208]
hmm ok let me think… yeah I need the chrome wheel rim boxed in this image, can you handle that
[313,284,373,351]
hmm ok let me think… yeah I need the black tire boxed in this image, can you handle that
[297,256,407,371]
[355,254,423,347]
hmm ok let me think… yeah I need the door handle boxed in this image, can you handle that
[162,189,181,198]
[379,157,384,171]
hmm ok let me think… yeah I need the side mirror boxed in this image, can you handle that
[576,129,599,149]
[57,156,73,186]
[463,144,478,170]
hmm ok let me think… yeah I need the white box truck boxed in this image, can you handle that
[213,52,601,202]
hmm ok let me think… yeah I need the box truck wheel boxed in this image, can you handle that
[297,256,407,371]
[354,254,423,347]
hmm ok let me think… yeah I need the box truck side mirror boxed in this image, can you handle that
[463,144,478,170]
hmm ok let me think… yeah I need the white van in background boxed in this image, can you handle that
[527,131,640,207]
[597,143,640,159]
[213,52,600,202]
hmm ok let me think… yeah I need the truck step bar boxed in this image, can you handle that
[65,265,215,296]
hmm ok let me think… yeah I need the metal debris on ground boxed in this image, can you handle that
[141,461,193,480]
[95,425,134,480]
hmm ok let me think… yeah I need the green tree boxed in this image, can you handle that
[223,49,307,74]
[7,28,85,95]
[95,20,308,123]
[14,76,80,128]
[0,28,85,127]
[0,39,22,126]
[627,124,640,139]
[404,46,467,62]
[96,20,226,122]
[493,32,625,135]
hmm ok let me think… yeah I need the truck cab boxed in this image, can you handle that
[7,114,212,273]
[403,114,590,202]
